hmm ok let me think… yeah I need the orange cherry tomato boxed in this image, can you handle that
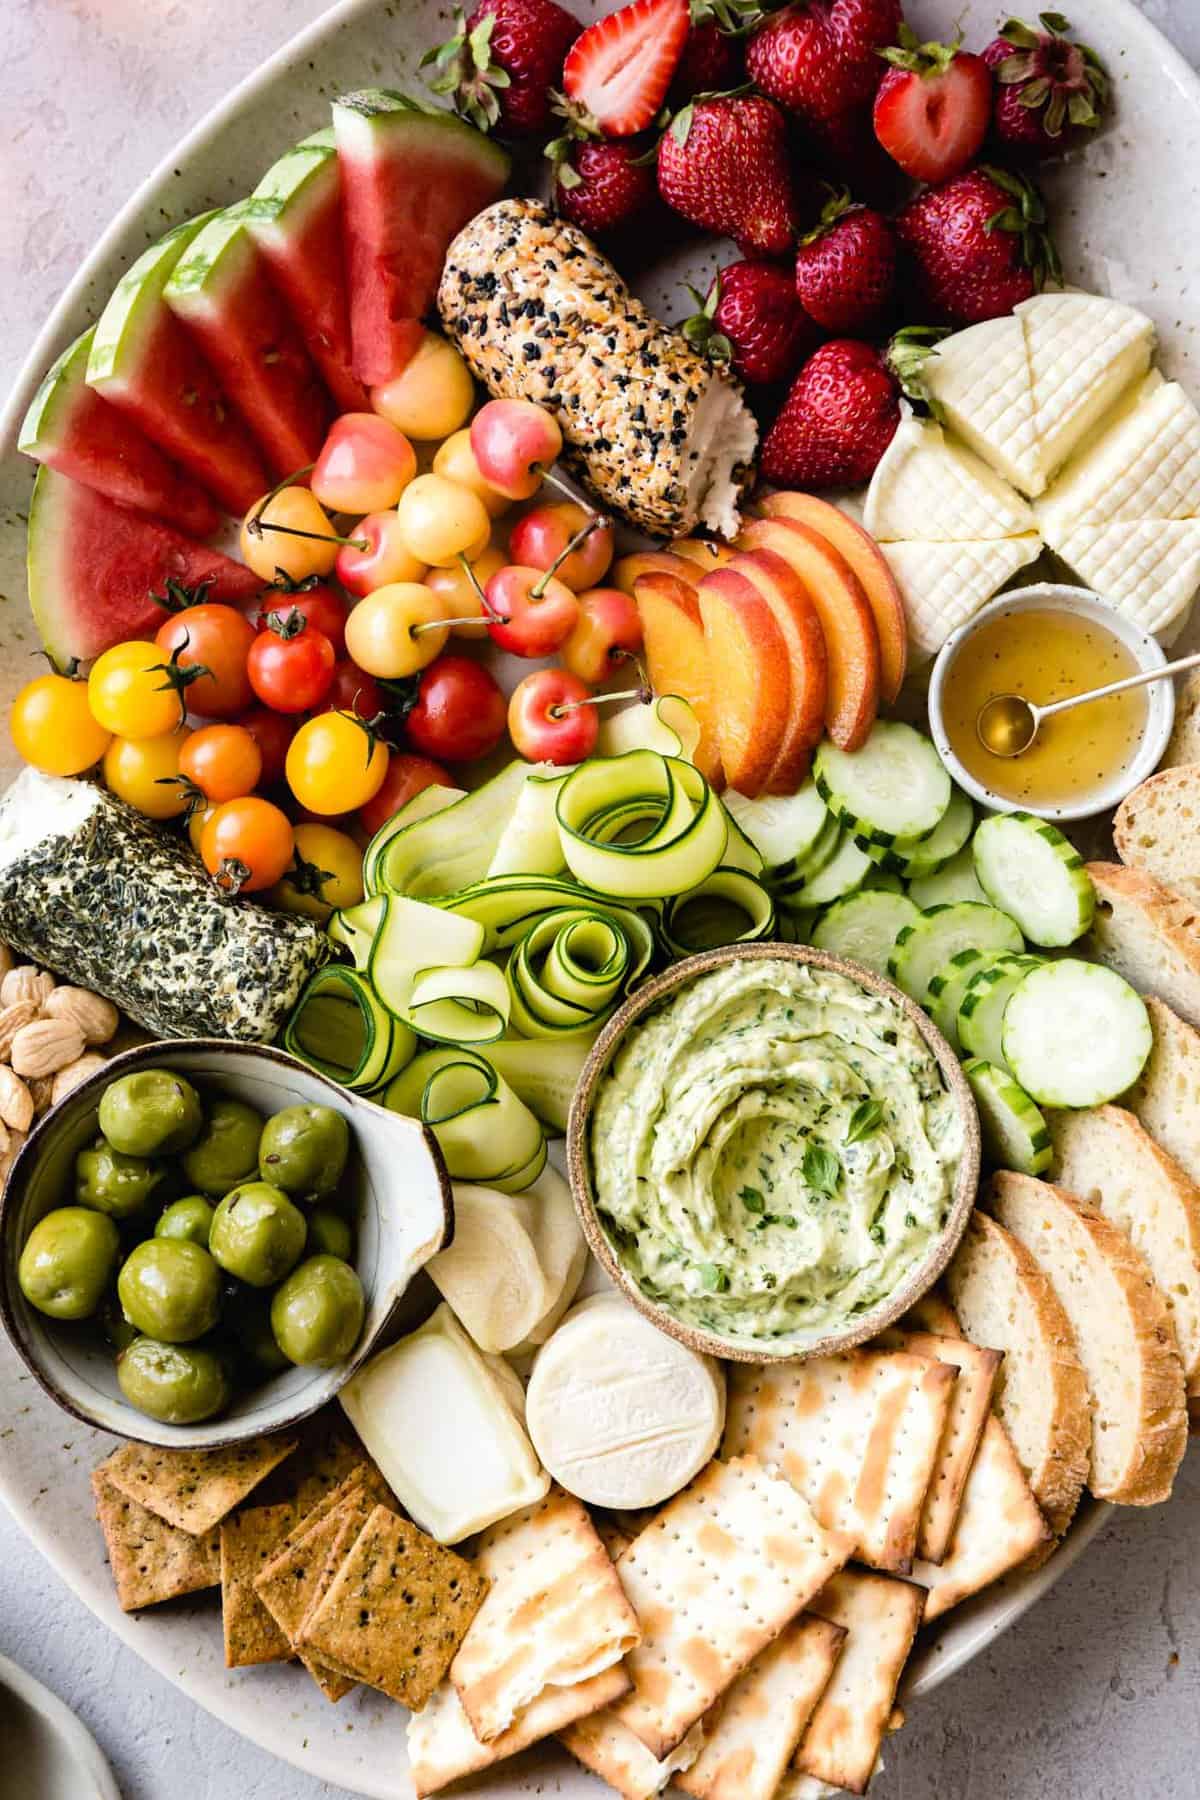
[200,796,294,895]
[178,724,263,803]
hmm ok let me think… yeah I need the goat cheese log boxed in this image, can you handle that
[438,198,758,539]
[0,770,328,1042]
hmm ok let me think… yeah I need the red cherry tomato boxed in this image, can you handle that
[321,660,388,722]
[257,583,348,657]
[246,616,336,715]
[237,707,296,787]
[359,752,454,836]
[200,796,294,895]
[153,603,256,719]
[404,656,507,764]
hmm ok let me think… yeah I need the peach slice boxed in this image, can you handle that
[611,549,704,598]
[632,572,725,789]
[695,567,793,798]
[737,515,880,751]
[671,538,735,571]
[718,548,827,794]
[758,491,908,703]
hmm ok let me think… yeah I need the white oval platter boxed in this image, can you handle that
[0,0,1197,1794]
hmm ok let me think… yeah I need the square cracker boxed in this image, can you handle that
[100,1435,297,1536]
[252,1415,367,1513]
[451,1487,640,1743]
[255,1482,384,1702]
[722,1350,958,1574]
[220,1502,300,1668]
[299,1504,487,1709]
[92,1470,220,1613]
[676,1614,847,1800]
[878,1327,1002,1563]
[409,1665,630,1798]
[560,1710,706,1800]
[607,1455,852,1761]
[911,1415,1049,1620]
[793,1568,925,1795]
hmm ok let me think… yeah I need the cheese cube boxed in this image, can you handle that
[1017,291,1155,486]
[1037,372,1200,536]
[879,536,1043,664]
[921,316,1043,496]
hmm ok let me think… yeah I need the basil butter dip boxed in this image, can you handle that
[588,958,965,1345]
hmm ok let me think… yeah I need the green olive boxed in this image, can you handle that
[181,1097,264,1197]
[271,1255,365,1366]
[99,1069,204,1157]
[227,1289,291,1375]
[75,1139,167,1220]
[117,1238,221,1342]
[259,1104,350,1200]
[98,1291,138,1354]
[209,1182,307,1288]
[155,1195,216,1248]
[117,1336,232,1424]
[306,1208,353,1262]
[18,1207,120,1320]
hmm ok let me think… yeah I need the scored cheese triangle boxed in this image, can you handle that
[864,412,1037,544]
[922,315,1043,497]
[1017,291,1155,488]
[879,536,1043,665]
[1037,370,1200,534]
[1049,518,1200,638]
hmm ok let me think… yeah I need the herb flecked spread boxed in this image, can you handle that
[589,959,964,1344]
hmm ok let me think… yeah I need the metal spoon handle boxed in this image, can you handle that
[1036,647,1200,724]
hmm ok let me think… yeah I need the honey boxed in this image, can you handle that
[942,606,1149,810]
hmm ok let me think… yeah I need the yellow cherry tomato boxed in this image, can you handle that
[88,642,185,739]
[268,823,365,920]
[10,673,111,775]
[424,546,505,640]
[239,485,340,583]
[286,712,389,816]
[188,801,216,856]
[344,583,449,679]
[396,475,491,568]
[370,331,475,440]
[103,729,193,820]
[432,430,511,518]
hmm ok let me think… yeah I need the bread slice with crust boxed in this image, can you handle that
[1114,767,1200,905]
[1160,666,1200,769]
[945,1211,1089,1537]
[1085,862,1200,1030]
[1126,996,1200,1188]
[989,1172,1187,1506]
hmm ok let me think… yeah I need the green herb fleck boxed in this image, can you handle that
[739,1186,766,1214]
[845,1098,884,1145]
[803,1143,841,1196]
[699,1262,730,1293]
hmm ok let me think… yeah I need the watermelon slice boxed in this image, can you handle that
[247,130,367,414]
[164,203,333,480]
[87,216,272,517]
[19,329,220,538]
[331,91,510,389]
[27,468,264,669]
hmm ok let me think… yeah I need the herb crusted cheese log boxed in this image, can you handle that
[438,198,758,539]
[0,771,327,1042]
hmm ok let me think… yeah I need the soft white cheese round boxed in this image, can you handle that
[526,1294,726,1509]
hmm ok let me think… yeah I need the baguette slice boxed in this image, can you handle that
[1160,666,1200,768]
[945,1212,1089,1537]
[989,1172,1187,1506]
[1085,862,1200,1030]
[1114,767,1200,905]
[1126,996,1200,1188]
[1047,1104,1200,1388]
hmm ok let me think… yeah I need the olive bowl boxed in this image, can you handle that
[0,1040,452,1448]
[566,942,981,1364]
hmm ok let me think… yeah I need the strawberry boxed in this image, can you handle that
[657,94,800,258]
[983,13,1109,159]
[422,0,581,136]
[671,21,742,104]
[562,0,690,136]
[873,27,992,182]
[746,0,901,158]
[794,189,896,334]
[759,328,941,488]
[552,138,658,235]
[895,164,1060,325]
[683,261,818,385]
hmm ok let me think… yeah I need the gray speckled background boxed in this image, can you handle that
[3,2,1200,1796]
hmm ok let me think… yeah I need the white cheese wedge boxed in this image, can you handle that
[879,535,1044,664]
[921,316,1043,496]
[338,1302,549,1543]
[864,411,1037,543]
[1017,291,1155,487]
[1037,371,1200,536]
[526,1293,726,1509]
[1050,519,1200,638]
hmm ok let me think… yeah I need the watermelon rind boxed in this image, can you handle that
[88,215,215,387]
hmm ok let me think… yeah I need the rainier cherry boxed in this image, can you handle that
[336,510,428,596]
[343,583,450,679]
[508,669,598,764]
[311,413,417,514]
[371,331,476,441]
[470,399,564,501]
[485,565,579,658]
[240,486,348,583]
[433,429,511,518]
[397,475,492,568]
[509,501,614,591]
[562,587,644,684]
[424,546,505,639]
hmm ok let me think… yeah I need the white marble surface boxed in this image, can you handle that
[3,1,1200,1796]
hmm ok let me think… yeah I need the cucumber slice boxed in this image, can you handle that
[480,1034,596,1135]
[957,953,1044,1067]
[407,960,510,1045]
[557,751,727,899]
[786,830,873,908]
[377,760,529,897]
[776,903,816,943]
[811,890,920,977]
[284,965,415,1092]
[895,790,974,880]
[362,784,464,895]
[908,845,989,910]
[863,869,904,894]
[722,782,828,877]
[889,902,1024,1008]
[926,948,999,1048]
[595,694,699,762]
[507,906,652,1038]
[962,1057,1052,1176]
[720,808,765,877]
[329,894,385,972]
[487,768,569,878]
[972,812,1096,947]
[368,895,485,1019]
[385,1047,546,1191]
[771,813,843,892]
[661,868,775,958]
[816,722,951,846]
[1001,959,1152,1107]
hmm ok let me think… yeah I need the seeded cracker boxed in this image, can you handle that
[92,1469,220,1613]
[252,1416,367,1513]
[99,1434,297,1535]
[298,1505,488,1709]
[220,1503,301,1667]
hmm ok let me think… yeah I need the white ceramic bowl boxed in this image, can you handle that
[0,1040,452,1448]
[928,583,1175,824]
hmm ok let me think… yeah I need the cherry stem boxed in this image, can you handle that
[457,552,505,621]
[531,512,608,599]
[534,465,587,508]
[245,463,369,551]
[412,614,482,635]
[550,682,652,719]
